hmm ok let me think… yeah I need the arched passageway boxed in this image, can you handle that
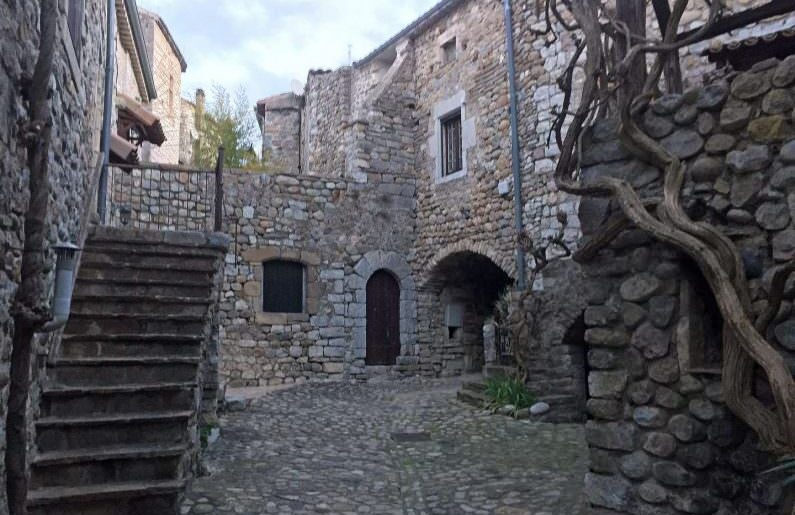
[422,250,513,375]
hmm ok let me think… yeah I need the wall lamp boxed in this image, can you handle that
[40,242,81,332]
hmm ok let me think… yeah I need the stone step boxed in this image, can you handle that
[31,444,187,489]
[27,479,183,510]
[80,250,218,272]
[483,365,517,379]
[72,295,212,317]
[74,278,211,299]
[64,313,206,337]
[36,411,193,453]
[456,389,487,408]
[85,240,223,259]
[41,383,197,418]
[88,225,228,251]
[81,248,218,270]
[78,266,213,286]
[461,381,486,393]
[48,358,200,388]
[59,339,201,360]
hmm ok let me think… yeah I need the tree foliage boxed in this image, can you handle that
[194,84,264,170]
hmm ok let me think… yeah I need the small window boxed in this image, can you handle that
[66,0,84,61]
[262,260,305,313]
[441,111,463,176]
[442,38,457,64]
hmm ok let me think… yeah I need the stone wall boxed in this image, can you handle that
[179,97,197,165]
[0,2,107,513]
[303,68,351,176]
[218,169,416,386]
[105,166,217,231]
[578,59,795,515]
[139,9,184,164]
[256,93,302,172]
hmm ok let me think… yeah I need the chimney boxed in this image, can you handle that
[194,88,205,129]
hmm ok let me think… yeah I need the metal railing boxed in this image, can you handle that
[99,147,224,232]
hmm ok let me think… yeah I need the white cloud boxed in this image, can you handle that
[140,0,440,103]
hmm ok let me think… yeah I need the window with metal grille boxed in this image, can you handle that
[66,0,84,62]
[262,260,305,313]
[441,111,462,176]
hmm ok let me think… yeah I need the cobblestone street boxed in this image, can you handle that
[182,377,587,515]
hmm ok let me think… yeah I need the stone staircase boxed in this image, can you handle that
[27,227,227,515]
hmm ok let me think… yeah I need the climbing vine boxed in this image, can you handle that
[534,0,795,454]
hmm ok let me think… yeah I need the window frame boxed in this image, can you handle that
[261,260,307,314]
[441,37,457,64]
[440,110,463,177]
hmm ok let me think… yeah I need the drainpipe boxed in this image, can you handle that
[97,0,116,223]
[502,0,526,291]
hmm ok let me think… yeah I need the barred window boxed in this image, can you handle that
[66,0,84,62]
[262,260,305,313]
[441,111,462,176]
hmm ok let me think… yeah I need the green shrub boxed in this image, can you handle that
[483,376,535,417]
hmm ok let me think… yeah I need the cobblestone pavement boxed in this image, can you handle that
[182,377,587,515]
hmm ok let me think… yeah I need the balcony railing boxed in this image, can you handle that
[98,148,224,232]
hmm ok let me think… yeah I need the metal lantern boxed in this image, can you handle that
[41,242,80,332]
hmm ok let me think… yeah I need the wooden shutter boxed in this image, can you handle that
[262,261,304,313]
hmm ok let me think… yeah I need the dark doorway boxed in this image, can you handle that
[366,270,400,365]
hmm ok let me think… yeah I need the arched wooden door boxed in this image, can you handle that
[366,270,400,365]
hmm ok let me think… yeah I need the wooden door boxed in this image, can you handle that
[366,270,400,365]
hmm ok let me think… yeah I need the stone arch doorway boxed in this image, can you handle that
[350,250,418,377]
[366,270,401,365]
[422,250,513,375]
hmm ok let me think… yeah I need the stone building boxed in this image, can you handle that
[114,5,193,165]
[137,8,188,164]
[1,2,228,513]
[234,0,795,388]
[226,1,795,514]
[1,0,108,512]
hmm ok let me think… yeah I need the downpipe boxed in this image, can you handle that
[97,0,116,223]
[502,0,527,291]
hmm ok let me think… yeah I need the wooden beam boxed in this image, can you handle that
[678,0,795,44]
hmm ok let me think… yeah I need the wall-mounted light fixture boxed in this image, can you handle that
[40,242,80,332]
[119,205,131,226]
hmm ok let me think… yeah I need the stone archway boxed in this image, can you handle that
[421,248,513,376]
[351,251,417,372]
[424,239,515,286]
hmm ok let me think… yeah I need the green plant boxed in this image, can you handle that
[483,376,535,417]
[199,424,218,450]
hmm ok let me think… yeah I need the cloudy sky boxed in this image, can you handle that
[139,0,440,105]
